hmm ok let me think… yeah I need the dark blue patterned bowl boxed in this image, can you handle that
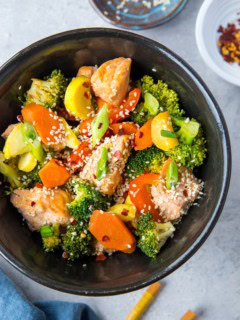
[90,0,188,30]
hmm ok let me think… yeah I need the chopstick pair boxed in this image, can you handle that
[126,282,197,320]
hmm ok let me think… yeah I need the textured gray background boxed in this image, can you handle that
[0,0,239,319]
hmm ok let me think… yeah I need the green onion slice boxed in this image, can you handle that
[166,159,178,190]
[40,225,54,238]
[91,104,109,147]
[144,92,159,116]
[21,122,44,163]
[96,147,108,181]
[161,130,177,139]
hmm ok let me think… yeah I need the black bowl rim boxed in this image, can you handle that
[0,28,232,296]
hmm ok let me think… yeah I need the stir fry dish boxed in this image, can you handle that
[0,58,207,260]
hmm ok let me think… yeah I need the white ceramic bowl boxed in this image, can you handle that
[196,0,240,86]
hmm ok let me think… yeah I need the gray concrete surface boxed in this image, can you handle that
[0,0,239,319]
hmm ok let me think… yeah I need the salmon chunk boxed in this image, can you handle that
[80,135,132,195]
[11,187,73,231]
[151,167,203,222]
[91,57,131,106]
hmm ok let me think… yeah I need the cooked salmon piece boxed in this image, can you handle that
[151,167,203,222]
[80,135,132,195]
[11,187,73,231]
[77,66,97,78]
[91,57,131,106]
[1,124,17,139]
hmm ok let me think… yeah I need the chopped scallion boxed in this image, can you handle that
[40,225,54,238]
[91,104,109,147]
[96,147,108,181]
[161,130,177,139]
[166,159,178,190]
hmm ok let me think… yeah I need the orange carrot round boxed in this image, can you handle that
[110,122,138,135]
[39,159,71,188]
[135,119,153,151]
[89,210,136,253]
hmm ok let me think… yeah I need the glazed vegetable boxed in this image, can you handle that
[62,223,93,259]
[107,203,136,222]
[78,117,94,137]
[68,140,92,168]
[166,159,178,190]
[160,158,172,179]
[135,119,153,151]
[22,104,64,146]
[39,159,71,188]
[68,180,112,222]
[129,173,160,221]
[21,121,44,162]
[110,122,138,135]
[151,112,179,151]
[89,210,136,253]
[40,224,61,252]
[0,152,21,188]
[64,75,93,119]
[172,116,200,145]
[131,75,183,126]
[97,88,141,123]
[96,147,108,181]
[18,152,37,172]
[25,69,67,109]
[60,118,80,149]
[91,104,109,147]
[3,123,31,159]
[166,128,207,169]
[125,146,166,180]
[135,212,175,258]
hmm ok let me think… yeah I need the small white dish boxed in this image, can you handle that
[196,0,240,86]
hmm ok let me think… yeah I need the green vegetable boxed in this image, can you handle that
[19,165,42,188]
[171,116,200,145]
[166,127,207,169]
[96,147,108,181]
[131,75,184,126]
[21,121,44,162]
[25,69,67,109]
[161,130,177,139]
[40,224,61,252]
[18,152,37,172]
[125,146,166,179]
[135,213,175,258]
[144,92,159,116]
[68,180,112,222]
[166,159,178,190]
[0,152,21,188]
[91,104,109,147]
[62,222,92,260]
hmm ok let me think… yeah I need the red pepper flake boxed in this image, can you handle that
[96,255,107,261]
[35,183,43,188]
[118,128,125,135]
[102,235,110,242]
[98,122,102,129]
[183,189,188,197]
[62,251,69,260]
[17,115,23,122]
[121,209,129,216]
[139,131,144,138]
[93,174,97,179]
[113,150,121,160]
[71,219,77,225]
[31,201,36,207]
[84,91,90,99]
[82,82,90,88]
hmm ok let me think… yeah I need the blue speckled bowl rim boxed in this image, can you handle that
[90,0,189,30]
[0,28,231,296]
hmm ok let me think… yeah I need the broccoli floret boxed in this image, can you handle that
[40,224,61,252]
[25,69,67,109]
[125,146,166,179]
[0,157,21,189]
[68,180,112,222]
[135,213,175,258]
[166,127,207,169]
[62,223,92,260]
[19,165,41,188]
[172,116,200,145]
[131,76,184,126]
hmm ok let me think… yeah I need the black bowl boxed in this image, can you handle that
[0,28,231,296]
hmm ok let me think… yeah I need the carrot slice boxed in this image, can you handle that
[22,104,64,146]
[161,158,172,179]
[39,159,71,188]
[135,119,153,151]
[68,140,92,168]
[110,122,138,135]
[78,118,94,137]
[89,210,136,253]
[129,173,160,221]
[180,310,196,320]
